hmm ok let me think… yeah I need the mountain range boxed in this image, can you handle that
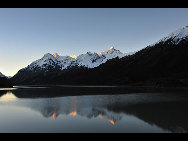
[11,47,132,85]
[19,46,128,72]
[7,26,188,87]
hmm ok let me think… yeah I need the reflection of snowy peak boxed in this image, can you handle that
[25,47,129,71]
[78,107,122,124]
[18,95,123,124]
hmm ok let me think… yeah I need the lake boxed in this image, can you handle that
[0,86,188,133]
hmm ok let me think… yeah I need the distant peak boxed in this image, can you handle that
[43,53,52,56]
[41,53,57,60]
[110,46,114,49]
[42,53,53,58]
[0,72,6,77]
[98,46,115,55]
[53,52,58,58]
[86,52,93,55]
[167,26,188,39]
[151,26,188,46]
[70,55,77,59]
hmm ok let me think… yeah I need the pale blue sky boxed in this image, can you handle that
[1,8,188,76]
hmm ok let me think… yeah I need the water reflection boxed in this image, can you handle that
[1,87,188,132]
[69,97,77,117]
[0,92,18,102]
[0,91,124,126]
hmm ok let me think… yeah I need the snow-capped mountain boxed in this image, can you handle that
[24,47,129,71]
[0,72,5,78]
[28,53,61,70]
[151,26,188,46]
[11,26,188,86]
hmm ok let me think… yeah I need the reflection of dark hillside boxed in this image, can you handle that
[107,101,188,133]
[10,86,188,98]
[11,86,146,98]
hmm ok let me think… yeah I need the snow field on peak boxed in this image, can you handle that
[25,47,130,71]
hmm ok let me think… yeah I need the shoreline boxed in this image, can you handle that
[1,85,188,99]
[13,84,188,90]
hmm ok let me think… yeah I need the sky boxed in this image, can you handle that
[1,8,188,76]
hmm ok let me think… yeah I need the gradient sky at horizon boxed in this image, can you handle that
[1,8,188,76]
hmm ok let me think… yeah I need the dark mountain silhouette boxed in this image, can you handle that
[0,77,13,88]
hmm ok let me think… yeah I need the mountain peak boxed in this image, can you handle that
[98,46,116,55]
[53,52,58,58]
[21,47,127,72]
[69,55,77,59]
[0,72,6,78]
[42,53,58,60]
[110,46,114,49]
[43,53,53,57]
[160,26,188,44]
[149,26,188,47]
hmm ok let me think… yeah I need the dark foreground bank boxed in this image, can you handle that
[0,85,187,98]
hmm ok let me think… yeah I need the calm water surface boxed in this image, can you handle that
[0,86,188,133]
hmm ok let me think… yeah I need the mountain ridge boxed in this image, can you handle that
[23,46,128,72]
[11,26,188,87]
